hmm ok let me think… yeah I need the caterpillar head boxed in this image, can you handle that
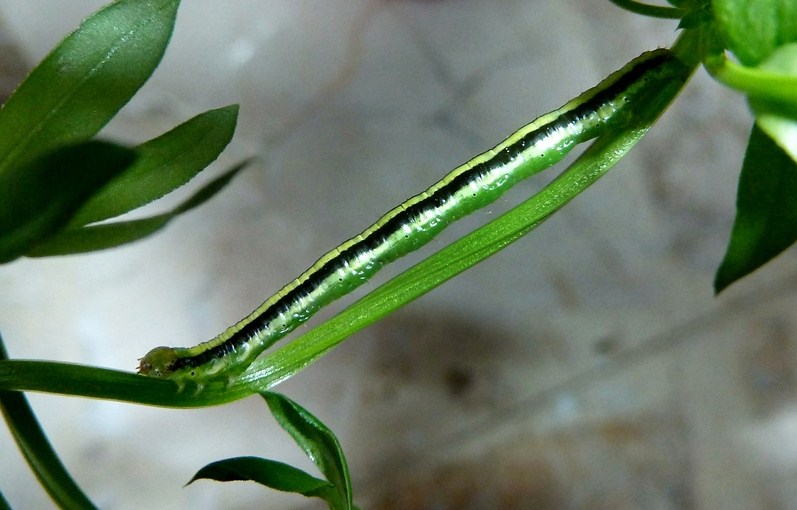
[137,346,179,378]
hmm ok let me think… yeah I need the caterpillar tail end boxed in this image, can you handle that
[137,346,179,378]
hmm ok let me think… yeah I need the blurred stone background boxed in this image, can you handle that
[1,1,796,509]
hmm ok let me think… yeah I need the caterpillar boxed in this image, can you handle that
[138,49,681,382]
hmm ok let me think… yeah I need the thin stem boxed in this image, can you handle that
[0,339,97,509]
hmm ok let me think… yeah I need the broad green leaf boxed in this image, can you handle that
[0,336,97,510]
[0,142,136,263]
[28,160,248,256]
[71,105,240,226]
[188,456,336,500]
[0,0,180,176]
[712,0,797,66]
[714,125,797,292]
[262,392,353,510]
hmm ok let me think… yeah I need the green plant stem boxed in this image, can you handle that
[0,359,250,407]
[705,52,797,104]
[0,341,97,509]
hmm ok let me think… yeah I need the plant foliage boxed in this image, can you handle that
[2,0,797,507]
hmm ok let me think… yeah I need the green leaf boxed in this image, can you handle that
[714,125,797,292]
[0,336,97,510]
[712,0,797,66]
[0,357,237,408]
[605,0,685,19]
[31,216,170,256]
[755,109,797,164]
[0,142,137,263]
[71,105,240,226]
[262,392,353,510]
[28,160,249,256]
[757,41,797,76]
[0,0,180,176]
[747,44,797,162]
[188,456,336,499]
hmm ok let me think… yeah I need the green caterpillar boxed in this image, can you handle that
[139,49,682,382]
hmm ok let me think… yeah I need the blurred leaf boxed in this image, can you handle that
[712,0,797,66]
[188,457,337,501]
[755,109,797,163]
[756,42,797,76]
[28,160,249,256]
[71,105,240,226]
[748,44,797,162]
[0,336,97,510]
[715,125,797,292]
[606,0,685,19]
[0,0,179,176]
[262,392,353,510]
[0,142,136,263]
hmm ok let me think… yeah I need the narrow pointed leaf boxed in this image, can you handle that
[606,0,685,19]
[188,456,336,500]
[715,125,797,292]
[71,105,240,226]
[0,0,180,176]
[27,161,248,256]
[0,142,136,263]
[29,216,170,256]
[262,392,353,510]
